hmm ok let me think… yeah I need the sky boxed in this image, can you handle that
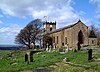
[0,0,100,45]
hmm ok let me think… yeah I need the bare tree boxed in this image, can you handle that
[89,25,97,38]
[89,24,100,46]
[96,27,100,46]
[15,19,43,49]
[43,35,53,48]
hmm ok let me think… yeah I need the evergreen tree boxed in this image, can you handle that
[89,30,97,38]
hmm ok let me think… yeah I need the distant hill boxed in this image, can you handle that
[0,45,26,50]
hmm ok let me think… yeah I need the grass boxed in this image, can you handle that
[0,51,66,72]
[50,62,99,72]
[0,46,100,72]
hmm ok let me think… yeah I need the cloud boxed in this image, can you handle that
[0,0,83,28]
[89,0,100,3]
[89,0,100,21]
[0,0,95,44]
[0,23,23,44]
[0,20,3,24]
[0,24,22,35]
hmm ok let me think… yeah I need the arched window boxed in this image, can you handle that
[57,36,58,44]
[65,37,67,44]
[78,30,84,44]
[50,27,52,31]
[92,40,94,44]
[53,37,55,43]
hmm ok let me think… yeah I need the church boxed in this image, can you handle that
[43,20,98,49]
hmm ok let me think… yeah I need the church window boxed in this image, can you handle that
[65,37,67,44]
[53,37,55,43]
[50,27,52,31]
[57,36,58,44]
[78,30,84,44]
[62,42,64,46]
[92,40,94,44]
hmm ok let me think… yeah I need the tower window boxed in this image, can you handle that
[50,27,52,31]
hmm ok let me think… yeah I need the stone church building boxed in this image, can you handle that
[43,20,98,48]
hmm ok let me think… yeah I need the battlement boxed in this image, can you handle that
[43,21,56,33]
[44,21,56,25]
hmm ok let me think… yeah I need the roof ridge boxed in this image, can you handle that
[46,20,87,34]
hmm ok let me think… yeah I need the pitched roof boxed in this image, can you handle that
[46,20,88,34]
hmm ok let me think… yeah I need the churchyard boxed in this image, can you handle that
[0,46,100,72]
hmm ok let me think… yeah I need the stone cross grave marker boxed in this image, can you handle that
[77,42,81,50]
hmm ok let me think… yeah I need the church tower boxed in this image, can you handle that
[43,21,56,33]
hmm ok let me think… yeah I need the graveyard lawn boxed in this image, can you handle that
[0,47,100,72]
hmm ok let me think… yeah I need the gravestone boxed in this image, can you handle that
[88,49,92,61]
[25,53,28,62]
[63,57,68,62]
[30,51,33,62]
[65,44,69,53]
[77,42,81,50]
[25,50,42,63]
[53,43,56,49]
[46,43,49,51]
[33,68,52,72]
[48,45,52,52]
[29,50,42,62]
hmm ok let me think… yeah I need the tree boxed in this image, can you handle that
[43,35,53,48]
[89,24,100,46]
[89,30,97,38]
[96,28,100,46]
[89,25,97,38]
[15,19,43,49]
[96,29,100,38]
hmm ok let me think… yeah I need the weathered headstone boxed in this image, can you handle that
[25,53,28,62]
[30,51,33,62]
[25,50,42,63]
[77,42,81,50]
[53,43,56,49]
[88,49,92,61]
[63,57,68,62]
[65,44,69,53]
[33,68,52,72]
[48,45,52,52]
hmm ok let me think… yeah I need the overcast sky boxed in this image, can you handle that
[0,0,100,45]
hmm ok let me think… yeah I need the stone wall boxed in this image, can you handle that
[50,31,62,48]
[98,38,100,46]
[50,28,73,48]
[71,21,89,48]
[89,38,98,45]
[64,28,72,48]
[50,21,89,49]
